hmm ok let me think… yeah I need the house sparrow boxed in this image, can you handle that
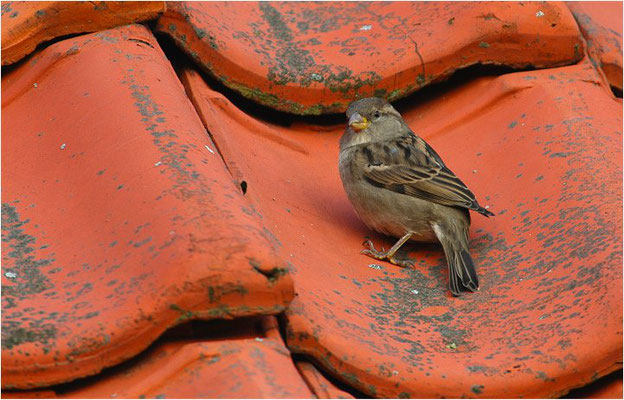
[338,97,494,296]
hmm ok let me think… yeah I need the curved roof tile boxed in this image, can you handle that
[157,1,584,114]
[1,1,165,65]
[567,1,623,91]
[179,57,622,397]
[2,24,293,389]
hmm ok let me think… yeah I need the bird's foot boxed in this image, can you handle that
[361,239,386,258]
[361,239,415,268]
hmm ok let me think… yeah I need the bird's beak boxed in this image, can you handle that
[348,113,369,132]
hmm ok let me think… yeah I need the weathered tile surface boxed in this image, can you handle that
[567,1,623,91]
[157,1,584,114]
[296,361,355,399]
[1,1,165,65]
[180,57,622,397]
[4,317,314,399]
[2,24,293,389]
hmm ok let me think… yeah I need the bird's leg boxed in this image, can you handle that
[361,231,415,268]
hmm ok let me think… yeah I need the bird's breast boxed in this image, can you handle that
[338,149,437,242]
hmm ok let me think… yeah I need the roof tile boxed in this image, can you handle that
[1,1,165,65]
[157,1,584,114]
[567,1,623,91]
[179,56,622,397]
[2,24,293,389]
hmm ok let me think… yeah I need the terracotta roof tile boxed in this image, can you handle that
[4,317,314,398]
[179,56,622,397]
[2,24,293,390]
[296,361,355,399]
[156,1,584,114]
[1,1,165,65]
[1,3,621,397]
[567,1,623,91]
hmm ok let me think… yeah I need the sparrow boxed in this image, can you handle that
[338,97,494,296]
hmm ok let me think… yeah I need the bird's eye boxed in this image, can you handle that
[373,111,381,119]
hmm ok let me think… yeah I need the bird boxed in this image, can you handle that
[338,97,494,296]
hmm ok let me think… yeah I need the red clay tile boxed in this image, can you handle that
[180,56,622,398]
[1,1,165,66]
[296,361,354,399]
[2,24,293,389]
[157,1,584,114]
[4,317,314,399]
[58,339,314,398]
[567,1,623,91]
[3,317,313,398]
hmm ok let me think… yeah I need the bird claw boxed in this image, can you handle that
[390,257,415,268]
[362,239,385,253]
[360,248,386,259]
[360,239,415,268]
[362,239,375,249]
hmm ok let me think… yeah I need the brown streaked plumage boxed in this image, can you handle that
[338,97,493,296]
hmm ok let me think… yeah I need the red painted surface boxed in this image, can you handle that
[180,55,622,397]
[567,1,623,91]
[1,1,165,65]
[157,1,584,114]
[2,24,293,389]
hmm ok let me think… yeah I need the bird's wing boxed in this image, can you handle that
[355,134,493,216]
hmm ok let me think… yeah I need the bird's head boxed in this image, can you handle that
[341,97,405,149]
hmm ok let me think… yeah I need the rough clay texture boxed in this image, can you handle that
[2,24,293,389]
[567,1,623,91]
[179,57,622,397]
[1,1,622,398]
[296,361,355,399]
[1,1,165,65]
[4,317,314,399]
[156,1,585,114]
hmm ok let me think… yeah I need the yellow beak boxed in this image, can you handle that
[348,113,369,132]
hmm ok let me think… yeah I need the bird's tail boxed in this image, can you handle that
[433,223,479,296]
